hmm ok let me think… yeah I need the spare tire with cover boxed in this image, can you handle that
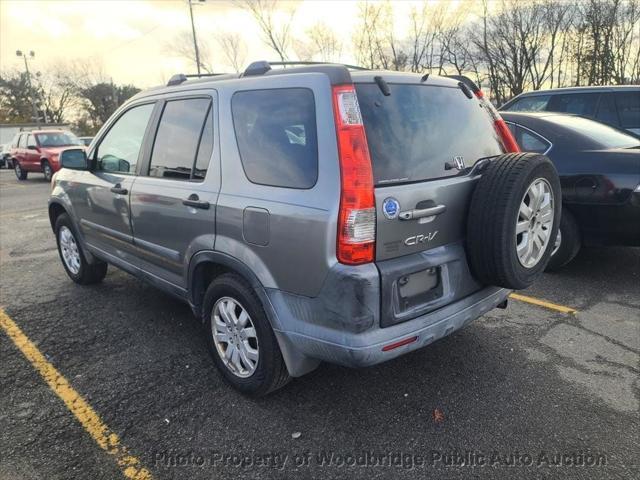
[466,152,561,290]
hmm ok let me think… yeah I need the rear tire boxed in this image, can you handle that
[467,152,561,289]
[202,273,291,396]
[55,213,108,284]
[14,161,27,180]
[546,208,581,272]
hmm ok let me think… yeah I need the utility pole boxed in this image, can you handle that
[188,0,202,75]
[16,50,40,126]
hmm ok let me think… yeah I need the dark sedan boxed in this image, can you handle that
[501,112,640,270]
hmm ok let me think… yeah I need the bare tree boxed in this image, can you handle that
[353,1,407,70]
[216,32,247,73]
[242,0,296,62]
[306,22,342,62]
[165,31,214,73]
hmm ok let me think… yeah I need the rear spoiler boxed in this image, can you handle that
[445,75,482,96]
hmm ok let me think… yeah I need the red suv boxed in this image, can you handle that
[9,130,82,181]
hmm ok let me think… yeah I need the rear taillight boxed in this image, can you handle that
[332,85,375,265]
[475,90,520,153]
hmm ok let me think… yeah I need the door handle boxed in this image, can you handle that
[110,184,128,195]
[183,194,210,210]
[399,204,446,220]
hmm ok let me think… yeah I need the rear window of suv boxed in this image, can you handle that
[356,83,503,185]
[232,88,318,189]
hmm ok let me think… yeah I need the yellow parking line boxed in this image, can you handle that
[0,309,153,480]
[509,293,577,314]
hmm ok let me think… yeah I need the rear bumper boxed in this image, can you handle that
[271,285,509,369]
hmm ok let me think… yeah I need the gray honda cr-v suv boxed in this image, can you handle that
[49,62,560,395]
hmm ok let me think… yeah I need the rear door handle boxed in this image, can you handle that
[399,204,446,220]
[183,194,210,210]
[110,184,128,195]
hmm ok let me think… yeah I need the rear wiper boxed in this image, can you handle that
[374,76,390,96]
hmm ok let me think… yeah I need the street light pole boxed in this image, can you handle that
[16,50,40,127]
[188,0,201,75]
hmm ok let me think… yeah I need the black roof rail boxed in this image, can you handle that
[242,60,368,77]
[167,72,228,86]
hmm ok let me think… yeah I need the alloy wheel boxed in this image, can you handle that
[59,226,81,274]
[211,297,259,378]
[515,178,554,268]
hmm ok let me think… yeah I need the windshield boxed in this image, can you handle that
[356,83,503,185]
[36,132,81,147]
[545,115,640,149]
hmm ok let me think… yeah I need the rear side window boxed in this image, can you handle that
[232,88,318,189]
[356,83,503,184]
[505,123,550,154]
[615,92,640,128]
[149,98,212,181]
[505,95,551,112]
[547,93,599,117]
[595,93,620,126]
[18,134,27,148]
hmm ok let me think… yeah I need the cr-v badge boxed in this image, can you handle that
[382,197,400,219]
[405,231,438,246]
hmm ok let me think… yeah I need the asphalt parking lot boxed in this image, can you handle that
[0,168,638,480]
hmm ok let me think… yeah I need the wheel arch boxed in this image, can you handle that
[188,251,320,378]
[48,201,67,231]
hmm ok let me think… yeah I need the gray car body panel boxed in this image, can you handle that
[49,66,510,378]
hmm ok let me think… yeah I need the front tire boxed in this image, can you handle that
[546,208,581,271]
[14,161,27,180]
[202,273,290,396]
[42,161,53,182]
[55,213,108,284]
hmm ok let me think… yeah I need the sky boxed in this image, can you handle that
[0,0,376,88]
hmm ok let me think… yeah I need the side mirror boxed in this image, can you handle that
[27,145,38,150]
[60,148,89,170]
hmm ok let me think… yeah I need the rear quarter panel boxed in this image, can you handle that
[214,74,341,297]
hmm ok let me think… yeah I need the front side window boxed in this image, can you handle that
[18,134,27,148]
[149,98,212,180]
[36,131,80,147]
[232,88,318,189]
[27,135,37,148]
[506,95,551,112]
[96,103,154,174]
[547,93,599,117]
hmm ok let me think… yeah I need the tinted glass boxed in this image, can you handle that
[545,115,640,149]
[520,130,549,153]
[506,95,551,112]
[615,92,640,128]
[547,93,599,116]
[194,109,213,180]
[232,88,318,189]
[595,93,619,126]
[27,135,36,147]
[149,98,211,180]
[356,83,503,184]
[97,103,154,174]
[36,131,80,147]
[18,134,27,148]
